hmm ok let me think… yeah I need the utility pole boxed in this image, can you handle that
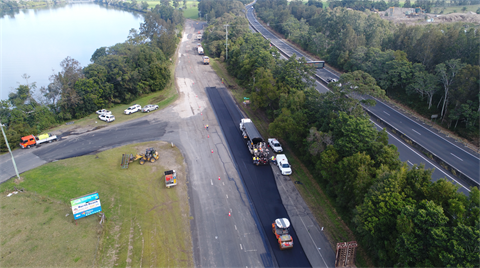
[0,123,20,179]
[224,24,230,61]
[205,13,208,22]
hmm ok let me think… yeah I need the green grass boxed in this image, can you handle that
[0,141,192,267]
[125,0,199,18]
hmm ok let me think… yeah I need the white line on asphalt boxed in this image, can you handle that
[450,153,464,161]
[407,161,413,165]
[240,244,243,250]
[223,182,224,185]
[235,225,237,230]
[412,129,421,135]
[210,180,213,185]
[226,194,229,199]
[383,111,390,116]
[370,120,470,192]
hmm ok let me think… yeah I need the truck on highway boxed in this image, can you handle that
[276,154,292,175]
[272,218,294,250]
[20,133,57,149]
[198,47,204,55]
[240,118,269,165]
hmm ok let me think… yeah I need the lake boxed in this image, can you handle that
[0,3,144,100]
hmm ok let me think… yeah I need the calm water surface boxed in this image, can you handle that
[0,3,144,100]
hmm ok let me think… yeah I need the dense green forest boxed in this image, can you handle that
[200,1,479,266]
[254,0,479,145]
[0,2,183,152]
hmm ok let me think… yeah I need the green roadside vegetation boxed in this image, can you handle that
[210,58,372,267]
[0,141,192,267]
[203,1,480,267]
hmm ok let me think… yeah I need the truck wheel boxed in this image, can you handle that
[150,158,156,163]
[139,159,145,165]
[27,145,31,149]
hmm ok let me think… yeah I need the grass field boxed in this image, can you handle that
[0,141,192,267]
[209,58,372,266]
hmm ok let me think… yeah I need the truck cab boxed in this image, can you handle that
[20,135,36,148]
[276,154,292,175]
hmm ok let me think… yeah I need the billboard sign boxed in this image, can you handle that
[71,192,102,220]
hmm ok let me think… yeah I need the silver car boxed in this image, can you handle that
[142,104,159,112]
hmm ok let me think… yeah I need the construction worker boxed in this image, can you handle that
[206,124,209,131]
[253,156,257,165]
[271,155,276,164]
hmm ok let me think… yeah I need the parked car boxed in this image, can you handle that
[268,138,283,153]
[124,104,141,115]
[276,154,292,175]
[142,104,159,112]
[96,109,112,115]
[326,78,338,84]
[99,114,115,122]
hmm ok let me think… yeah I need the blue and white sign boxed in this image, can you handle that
[70,192,102,220]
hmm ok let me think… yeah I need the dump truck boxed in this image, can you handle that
[272,218,294,250]
[165,170,177,188]
[240,118,269,165]
[198,46,204,55]
[20,133,57,149]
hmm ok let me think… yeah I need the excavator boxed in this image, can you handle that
[122,148,159,168]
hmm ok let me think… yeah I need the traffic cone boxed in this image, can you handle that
[218,176,221,180]
[211,150,214,153]
[208,135,210,138]
[228,212,231,217]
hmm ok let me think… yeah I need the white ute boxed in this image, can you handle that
[276,154,292,175]
[268,138,283,153]
[124,104,141,115]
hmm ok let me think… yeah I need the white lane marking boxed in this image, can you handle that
[235,225,237,230]
[383,111,390,116]
[407,161,413,166]
[451,153,464,161]
[371,120,470,192]
[226,194,229,199]
[210,180,213,185]
[222,182,224,185]
[373,97,480,161]
[240,244,243,250]
[412,129,421,135]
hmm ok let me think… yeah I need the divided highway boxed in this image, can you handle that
[246,4,479,189]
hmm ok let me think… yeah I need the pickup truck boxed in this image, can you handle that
[203,56,210,65]
[268,138,283,153]
[20,133,57,149]
[276,154,292,175]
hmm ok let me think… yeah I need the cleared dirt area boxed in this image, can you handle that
[380,8,480,25]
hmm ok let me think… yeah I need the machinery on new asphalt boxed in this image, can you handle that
[272,218,294,250]
[164,170,177,188]
[240,118,269,165]
[121,148,159,167]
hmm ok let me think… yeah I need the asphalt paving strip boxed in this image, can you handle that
[206,86,311,268]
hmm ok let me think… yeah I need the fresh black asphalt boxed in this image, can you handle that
[206,86,311,268]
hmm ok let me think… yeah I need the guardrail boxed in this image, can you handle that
[246,8,478,187]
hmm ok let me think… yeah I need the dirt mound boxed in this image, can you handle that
[435,12,480,23]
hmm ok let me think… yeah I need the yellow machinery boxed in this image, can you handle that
[121,148,159,168]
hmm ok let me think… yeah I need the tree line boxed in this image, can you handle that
[254,0,479,145]
[201,5,479,266]
[0,2,184,152]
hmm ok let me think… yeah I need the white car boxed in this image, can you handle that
[276,154,292,175]
[124,104,141,115]
[142,104,159,113]
[326,78,338,84]
[268,138,283,153]
[99,114,115,122]
[96,109,112,115]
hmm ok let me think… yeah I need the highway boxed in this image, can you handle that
[245,4,479,190]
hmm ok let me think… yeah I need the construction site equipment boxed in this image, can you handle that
[164,170,177,188]
[121,148,159,168]
[335,241,358,267]
[203,56,210,65]
[240,118,269,165]
[272,218,293,250]
[20,133,57,149]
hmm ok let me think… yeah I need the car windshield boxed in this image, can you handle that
[273,142,280,147]
[282,163,290,168]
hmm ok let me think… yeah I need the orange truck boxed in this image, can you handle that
[19,133,57,149]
